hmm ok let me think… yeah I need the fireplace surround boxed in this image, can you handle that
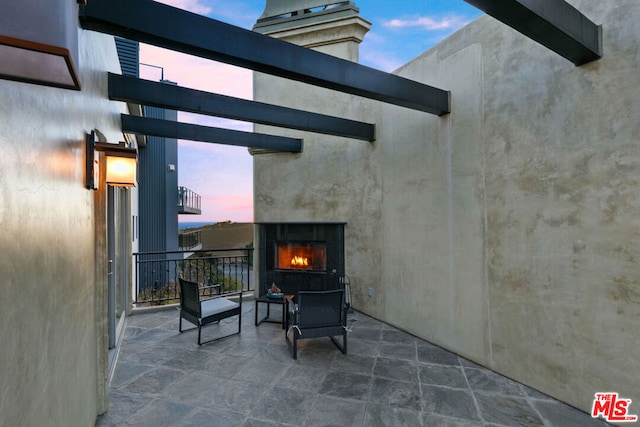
[257,223,345,297]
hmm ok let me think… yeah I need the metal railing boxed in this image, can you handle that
[178,186,201,212]
[178,230,201,250]
[133,248,253,306]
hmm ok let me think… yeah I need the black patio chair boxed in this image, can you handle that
[178,278,242,345]
[285,289,348,359]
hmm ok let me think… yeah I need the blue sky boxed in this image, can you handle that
[141,0,482,222]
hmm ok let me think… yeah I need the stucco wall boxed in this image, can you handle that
[386,0,639,413]
[0,30,125,426]
[253,0,639,415]
[381,41,489,362]
[486,1,639,410]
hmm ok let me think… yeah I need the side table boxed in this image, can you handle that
[255,295,291,329]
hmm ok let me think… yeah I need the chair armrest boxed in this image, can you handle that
[201,290,243,303]
[226,290,243,300]
[202,284,221,295]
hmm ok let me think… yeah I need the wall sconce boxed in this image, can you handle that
[86,131,137,190]
[0,0,82,90]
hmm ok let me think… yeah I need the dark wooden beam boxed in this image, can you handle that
[121,115,303,153]
[80,0,450,115]
[464,0,601,65]
[109,73,375,141]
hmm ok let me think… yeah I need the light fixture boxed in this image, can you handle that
[86,131,137,190]
[0,36,81,90]
[0,1,83,90]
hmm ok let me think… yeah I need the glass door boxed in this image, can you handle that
[108,187,129,350]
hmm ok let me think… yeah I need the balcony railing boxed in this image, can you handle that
[178,230,201,251]
[177,186,201,215]
[133,248,253,306]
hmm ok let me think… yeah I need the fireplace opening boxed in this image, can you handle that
[276,242,327,271]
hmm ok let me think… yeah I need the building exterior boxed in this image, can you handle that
[115,38,202,300]
[253,0,640,416]
[138,104,180,255]
[0,1,132,425]
[0,6,197,426]
[114,38,184,257]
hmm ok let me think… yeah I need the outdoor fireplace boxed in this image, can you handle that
[257,223,345,297]
[276,242,327,271]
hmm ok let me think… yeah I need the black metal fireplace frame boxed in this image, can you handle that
[257,222,345,298]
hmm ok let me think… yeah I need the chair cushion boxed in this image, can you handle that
[200,297,239,318]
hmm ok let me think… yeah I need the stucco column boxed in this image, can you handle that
[250,2,377,301]
[252,1,370,61]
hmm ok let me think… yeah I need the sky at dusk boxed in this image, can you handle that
[140,0,483,223]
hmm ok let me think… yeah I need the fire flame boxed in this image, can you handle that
[291,256,309,267]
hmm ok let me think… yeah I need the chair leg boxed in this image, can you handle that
[194,312,243,345]
[284,313,289,341]
[329,332,347,355]
[179,315,182,333]
[292,333,298,360]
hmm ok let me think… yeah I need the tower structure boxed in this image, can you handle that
[253,0,370,62]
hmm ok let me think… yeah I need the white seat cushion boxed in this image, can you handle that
[200,297,239,318]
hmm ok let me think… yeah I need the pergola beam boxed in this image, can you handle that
[80,0,450,115]
[121,115,303,153]
[109,73,375,142]
[464,0,601,65]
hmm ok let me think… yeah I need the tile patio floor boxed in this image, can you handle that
[96,299,609,427]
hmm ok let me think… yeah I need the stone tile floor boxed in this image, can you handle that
[96,300,610,427]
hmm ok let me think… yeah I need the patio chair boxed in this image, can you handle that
[285,289,348,359]
[178,278,242,345]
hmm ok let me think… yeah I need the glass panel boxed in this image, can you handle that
[276,242,327,271]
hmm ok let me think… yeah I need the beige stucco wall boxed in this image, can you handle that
[253,13,383,309]
[254,0,639,415]
[482,1,639,410]
[0,29,125,426]
[381,40,489,361]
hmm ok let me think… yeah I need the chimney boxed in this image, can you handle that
[253,1,370,62]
